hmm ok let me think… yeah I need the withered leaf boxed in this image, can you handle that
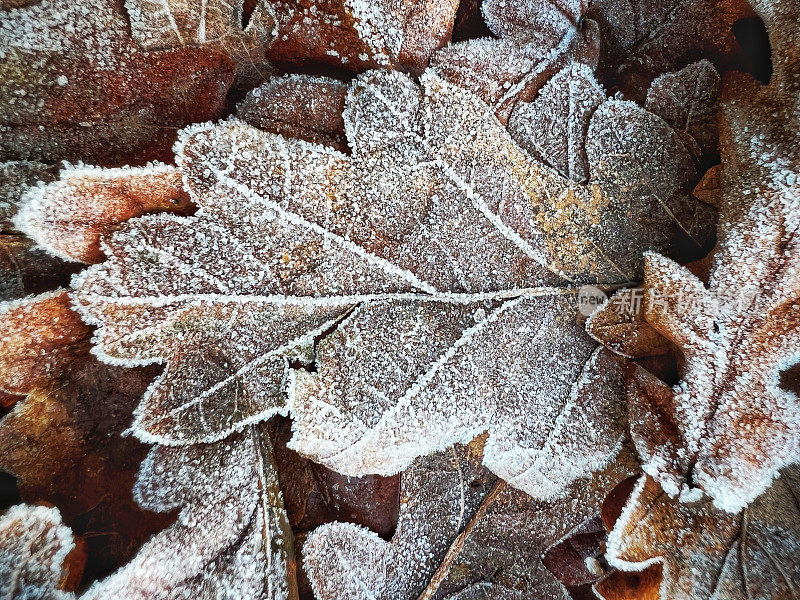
[126,0,276,85]
[16,163,194,264]
[585,0,800,512]
[645,60,721,157]
[0,0,234,166]
[603,470,800,600]
[83,425,298,600]
[266,0,459,73]
[304,441,637,599]
[0,292,173,580]
[431,0,601,120]
[0,504,84,599]
[238,75,349,153]
[60,70,716,502]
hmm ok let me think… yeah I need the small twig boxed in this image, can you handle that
[415,479,507,600]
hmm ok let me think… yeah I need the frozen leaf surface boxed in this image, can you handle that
[0,504,83,599]
[431,0,601,120]
[238,75,348,152]
[508,63,604,182]
[266,0,459,73]
[73,70,715,500]
[0,0,234,166]
[605,470,800,600]
[125,0,276,85]
[645,60,721,156]
[83,425,298,600]
[16,163,194,264]
[304,441,637,600]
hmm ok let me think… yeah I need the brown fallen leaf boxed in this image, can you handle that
[125,0,277,86]
[0,0,234,166]
[603,470,800,599]
[238,75,349,152]
[15,164,194,264]
[303,440,637,599]
[0,292,173,582]
[266,0,459,74]
[0,503,86,599]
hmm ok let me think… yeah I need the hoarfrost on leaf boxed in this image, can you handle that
[604,469,800,600]
[0,504,81,600]
[304,440,637,600]
[71,69,712,501]
[83,425,297,600]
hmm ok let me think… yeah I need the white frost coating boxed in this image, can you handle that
[83,426,295,600]
[14,162,179,263]
[509,63,604,182]
[0,504,77,600]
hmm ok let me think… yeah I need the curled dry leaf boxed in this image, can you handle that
[238,75,349,152]
[63,70,716,502]
[0,0,234,166]
[126,0,277,85]
[431,0,601,121]
[0,161,77,300]
[603,470,800,600]
[0,504,85,599]
[587,0,800,513]
[304,440,637,600]
[266,0,460,74]
[15,163,194,264]
[82,425,298,600]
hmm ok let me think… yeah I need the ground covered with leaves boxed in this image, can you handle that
[0,0,798,599]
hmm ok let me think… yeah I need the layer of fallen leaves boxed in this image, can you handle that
[0,0,798,598]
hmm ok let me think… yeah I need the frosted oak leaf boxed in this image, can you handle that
[82,426,298,600]
[0,504,84,600]
[602,469,800,600]
[304,440,638,600]
[73,70,711,500]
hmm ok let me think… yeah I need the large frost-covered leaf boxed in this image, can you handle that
[0,504,83,600]
[604,469,800,600]
[304,440,637,600]
[83,426,298,600]
[0,0,234,165]
[70,70,712,500]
